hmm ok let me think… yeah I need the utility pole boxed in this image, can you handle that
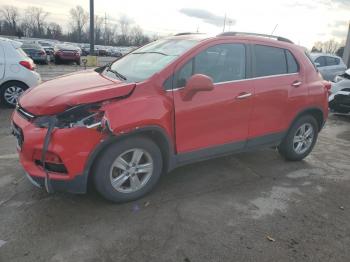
[222,14,226,32]
[89,0,94,55]
[104,12,107,46]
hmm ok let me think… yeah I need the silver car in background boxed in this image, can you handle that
[310,53,347,81]
[329,68,350,113]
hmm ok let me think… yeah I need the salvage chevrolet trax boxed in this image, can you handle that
[11,32,330,202]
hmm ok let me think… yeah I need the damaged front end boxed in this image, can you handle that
[27,102,113,193]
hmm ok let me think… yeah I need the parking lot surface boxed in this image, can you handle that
[0,67,350,261]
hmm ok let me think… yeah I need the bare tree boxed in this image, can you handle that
[0,5,19,34]
[313,39,345,54]
[24,7,49,37]
[69,5,88,42]
[130,25,149,46]
[94,15,104,43]
[118,15,132,45]
[0,5,152,46]
[46,22,62,39]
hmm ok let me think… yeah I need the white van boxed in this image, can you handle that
[0,37,41,107]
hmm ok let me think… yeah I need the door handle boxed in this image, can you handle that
[236,92,252,99]
[291,80,302,87]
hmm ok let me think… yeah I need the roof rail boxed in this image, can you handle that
[217,32,294,44]
[174,32,204,36]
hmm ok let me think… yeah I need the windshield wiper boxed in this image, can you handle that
[106,66,127,81]
[133,51,169,56]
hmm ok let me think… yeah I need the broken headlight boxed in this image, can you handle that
[34,103,104,129]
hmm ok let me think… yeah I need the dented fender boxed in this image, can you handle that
[102,94,174,139]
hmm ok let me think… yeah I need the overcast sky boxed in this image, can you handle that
[1,0,349,48]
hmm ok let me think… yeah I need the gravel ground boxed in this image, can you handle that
[0,66,350,261]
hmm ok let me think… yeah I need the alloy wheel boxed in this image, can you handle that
[109,148,154,193]
[293,123,314,155]
[4,86,24,106]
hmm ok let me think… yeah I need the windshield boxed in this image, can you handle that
[105,39,199,82]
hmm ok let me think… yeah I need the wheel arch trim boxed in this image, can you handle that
[288,106,326,133]
[81,125,175,192]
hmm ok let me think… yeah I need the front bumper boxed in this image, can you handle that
[12,110,104,193]
[25,171,89,193]
[329,90,350,112]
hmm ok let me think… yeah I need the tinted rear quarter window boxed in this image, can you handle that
[254,45,287,77]
[285,50,299,73]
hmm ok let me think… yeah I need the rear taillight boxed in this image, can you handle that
[19,61,34,71]
[323,81,332,95]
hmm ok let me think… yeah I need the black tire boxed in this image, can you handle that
[278,115,319,161]
[0,81,28,108]
[76,60,81,66]
[54,56,60,64]
[93,136,163,203]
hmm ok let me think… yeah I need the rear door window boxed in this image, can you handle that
[254,45,287,77]
[315,56,326,67]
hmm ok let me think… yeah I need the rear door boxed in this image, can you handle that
[314,56,330,80]
[248,44,304,141]
[0,42,5,79]
[325,56,345,81]
[173,42,254,153]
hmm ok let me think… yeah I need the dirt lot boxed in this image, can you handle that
[0,67,350,261]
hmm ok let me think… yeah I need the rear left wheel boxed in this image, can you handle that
[0,81,28,107]
[93,136,163,203]
[278,115,318,161]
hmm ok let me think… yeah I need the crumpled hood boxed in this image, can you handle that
[19,69,135,115]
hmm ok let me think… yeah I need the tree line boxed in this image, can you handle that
[311,39,345,57]
[0,5,154,46]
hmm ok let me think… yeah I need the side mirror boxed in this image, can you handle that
[182,74,214,101]
[314,62,320,67]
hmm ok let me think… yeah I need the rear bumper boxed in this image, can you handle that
[12,110,104,194]
[56,55,80,61]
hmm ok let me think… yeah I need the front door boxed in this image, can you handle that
[173,43,254,153]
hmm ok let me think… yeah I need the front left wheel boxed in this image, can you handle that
[93,136,163,203]
[0,81,28,107]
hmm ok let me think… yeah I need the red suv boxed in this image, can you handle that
[11,32,329,202]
